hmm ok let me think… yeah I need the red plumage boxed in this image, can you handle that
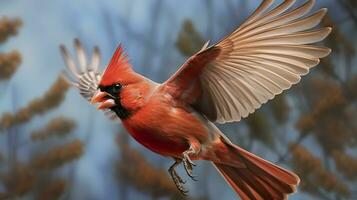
[92,45,300,200]
[84,0,332,199]
[100,45,140,86]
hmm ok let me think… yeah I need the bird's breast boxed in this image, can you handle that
[122,120,189,157]
[120,96,210,157]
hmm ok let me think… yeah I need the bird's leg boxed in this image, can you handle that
[168,158,188,195]
[169,141,200,195]
[182,143,199,181]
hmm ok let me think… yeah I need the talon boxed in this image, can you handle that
[181,188,189,195]
[188,173,198,181]
[168,144,199,195]
[173,169,186,184]
[179,178,186,184]
[185,169,197,181]
[182,153,197,181]
[185,155,196,166]
[169,159,189,195]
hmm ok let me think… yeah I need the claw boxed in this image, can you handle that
[171,171,188,195]
[173,168,186,184]
[188,173,196,181]
[169,159,189,195]
[183,153,198,182]
[168,144,199,195]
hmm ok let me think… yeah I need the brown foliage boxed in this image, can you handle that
[32,140,84,170]
[296,79,355,153]
[38,179,67,200]
[318,119,354,152]
[116,134,208,200]
[117,136,182,199]
[176,20,205,56]
[246,112,274,148]
[290,144,350,198]
[346,75,357,100]
[1,164,36,198]
[332,150,357,180]
[270,94,290,124]
[0,15,81,200]
[295,79,346,136]
[31,117,76,141]
[0,17,22,43]
[322,15,355,58]
[0,76,70,130]
[295,114,315,136]
[0,51,21,80]
[310,80,346,112]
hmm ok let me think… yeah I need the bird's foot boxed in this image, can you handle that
[183,152,198,181]
[170,169,188,195]
[169,159,188,195]
[168,143,199,195]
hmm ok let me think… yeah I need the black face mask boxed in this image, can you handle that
[98,83,131,119]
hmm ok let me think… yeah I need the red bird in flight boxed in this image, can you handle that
[60,0,331,199]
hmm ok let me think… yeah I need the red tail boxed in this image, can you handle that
[213,143,300,200]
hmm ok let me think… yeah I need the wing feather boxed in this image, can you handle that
[231,0,315,42]
[60,39,117,120]
[91,46,101,71]
[238,9,327,41]
[240,0,274,28]
[165,0,331,123]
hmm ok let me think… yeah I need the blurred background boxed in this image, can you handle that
[0,0,356,199]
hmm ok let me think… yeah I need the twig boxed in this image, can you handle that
[275,130,308,164]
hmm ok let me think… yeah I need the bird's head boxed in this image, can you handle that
[90,45,143,119]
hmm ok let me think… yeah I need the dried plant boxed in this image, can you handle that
[0,51,21,80]
[116,134,208,200]
[290,144,350,198]
[116,134,182,199]
[31,117,76,141]
[0,17,22,43]
[0,164,36,199]
[0,76,70,130]
[37,179,67,200]
[332,150,357,181]
[269,94,290,124]
[32,140,84,171]
[0,15,81,200]
[175,20,205,57]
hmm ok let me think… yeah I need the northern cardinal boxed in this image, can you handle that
[60,0,331,199]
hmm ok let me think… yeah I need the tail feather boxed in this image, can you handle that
[213,144,299,200]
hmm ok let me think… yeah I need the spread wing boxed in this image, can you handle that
[164,0,331,123]
[60,39,117,119]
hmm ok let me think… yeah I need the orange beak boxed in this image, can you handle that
[91,91,116,110]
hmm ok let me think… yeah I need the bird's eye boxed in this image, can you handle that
[112,83,122,93]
